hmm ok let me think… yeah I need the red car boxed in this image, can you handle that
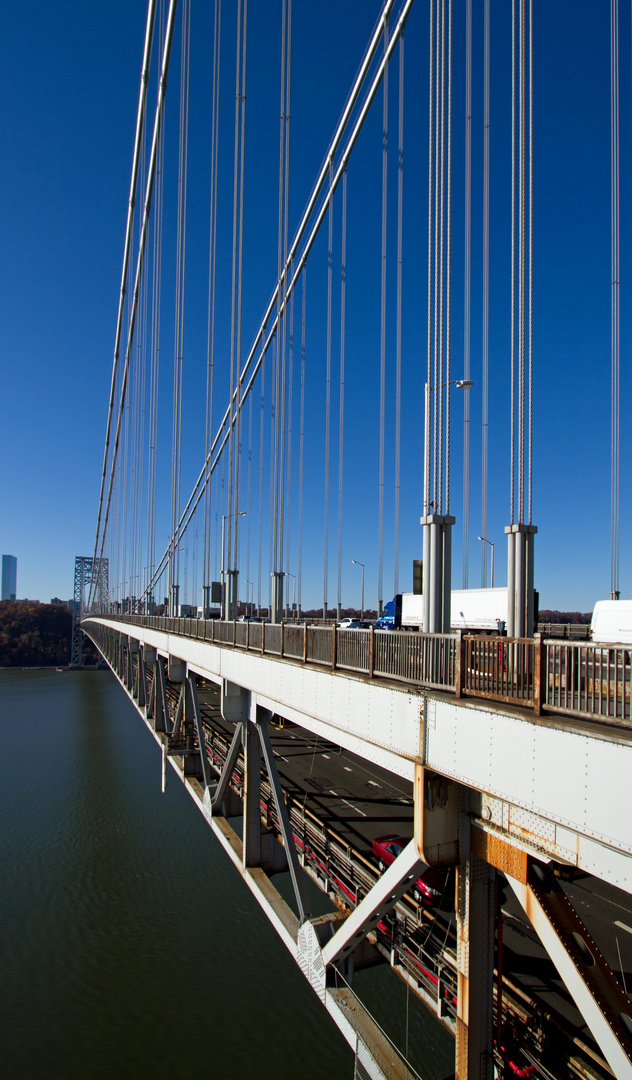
[372,834,451,906]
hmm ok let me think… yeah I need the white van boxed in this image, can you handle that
[590,600,632,645]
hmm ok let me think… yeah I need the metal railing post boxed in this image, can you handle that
[280,621,284,659]
[455,629,464,698]
[369,625,375,678]
[303,623,308,664]
[332,624,337,671]
[232,619,236,647]
[533,633,543,716]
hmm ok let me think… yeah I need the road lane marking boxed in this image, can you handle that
[615,920,632,936]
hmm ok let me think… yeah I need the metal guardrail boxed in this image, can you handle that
[545,640,631,723]
[86,613,632,726]
[463,637,534,706]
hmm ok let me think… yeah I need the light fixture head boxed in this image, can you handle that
[455,379,474,389]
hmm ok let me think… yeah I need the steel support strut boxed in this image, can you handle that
[186,672,212,791]
[507,863,632,1079]
[257,707,311,923]
[455,832,495,1079]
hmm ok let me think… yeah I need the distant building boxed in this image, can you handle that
[1,555,17,602]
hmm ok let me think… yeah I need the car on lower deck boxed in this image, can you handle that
[372,834,452,906]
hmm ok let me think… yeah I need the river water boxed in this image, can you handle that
[0,668,454,1079]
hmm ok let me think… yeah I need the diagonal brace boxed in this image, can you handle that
[322,839,424,969]
[257,712,311,923]
[507,869,632,1080]
[211,722,243,810]
[171,683,185,738]
[186,673,212,791]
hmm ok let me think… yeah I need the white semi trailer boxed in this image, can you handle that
[398,587,509,633]
[590,600,632,644]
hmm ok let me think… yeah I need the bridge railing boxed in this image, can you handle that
[544,640,631,724]
[463,637,535,706]
[87,613,632,726]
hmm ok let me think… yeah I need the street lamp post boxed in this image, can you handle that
[477,536,494,588]
[352,560,365,621]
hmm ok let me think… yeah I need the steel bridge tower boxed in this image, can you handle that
[70,556,108,667]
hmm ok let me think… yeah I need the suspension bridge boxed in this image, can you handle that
[79,1,631,1077]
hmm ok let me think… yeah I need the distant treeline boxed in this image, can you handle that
[538,609,591,625]
[0,602,97,667]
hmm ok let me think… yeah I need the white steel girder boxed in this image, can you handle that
[86,631,421,1080]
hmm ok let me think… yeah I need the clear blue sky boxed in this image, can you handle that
[0,0,629,613]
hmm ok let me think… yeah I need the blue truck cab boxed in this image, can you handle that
[375,596,399,630]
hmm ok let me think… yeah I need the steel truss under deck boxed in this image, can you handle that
[84,619,632,1080]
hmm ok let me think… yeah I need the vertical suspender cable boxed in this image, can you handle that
[432,2,441,511]
[482,0,490,581]
[279,0,292,596]
[170,0,191,604]
[89,0,157,608]
[394,36,404,595]
[462,0,471,586]
[203,0,222,601]
[519,0,526,523]
[378,19,389,612]
[445,0,452,513]
[323,163,333,619]
[285,262,295,595]
[611,0,620,598]
[510,0,516,526]
[257,335,266,613]
[438,0,446,514]
[337,170,347,616]
[232,0,248,582]
[528,0,533,525]
[426,0,434,518]
[273,0,287,586]
[226,0,245,598]
[298,271,306,614]
[93,0,180,602]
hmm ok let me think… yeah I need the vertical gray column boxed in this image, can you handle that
[456,827,496,1080]
[243,697,262,868]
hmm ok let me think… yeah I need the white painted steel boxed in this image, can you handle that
[424,695,632,862]
[97,626,419,1080]
[87,619,632,874]
[87,618,421,779]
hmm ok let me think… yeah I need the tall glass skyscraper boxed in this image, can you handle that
[1,555,17,601]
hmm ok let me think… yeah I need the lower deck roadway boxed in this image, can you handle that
[195,677,631,1078]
